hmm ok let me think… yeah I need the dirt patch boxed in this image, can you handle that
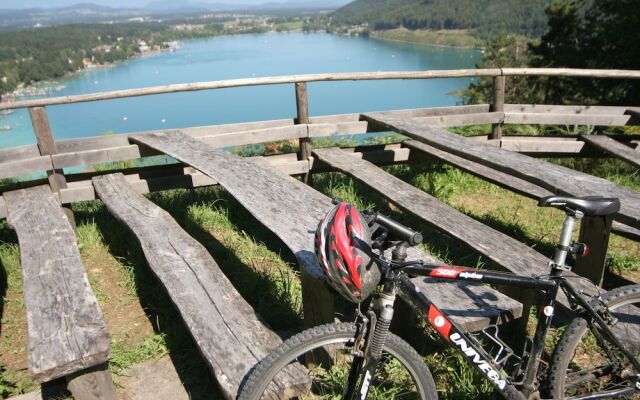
[118,356,218,400]
[81,244,154,349]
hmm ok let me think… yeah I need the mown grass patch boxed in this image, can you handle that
[370,28,482,48]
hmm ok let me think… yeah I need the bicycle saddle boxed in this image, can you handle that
[538,195,620,216]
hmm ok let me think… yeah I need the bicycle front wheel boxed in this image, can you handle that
[547,284,640,399]
[238,322,438,400]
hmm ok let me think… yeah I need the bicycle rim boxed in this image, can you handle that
[241,323,434,399]
[557,292,640,398]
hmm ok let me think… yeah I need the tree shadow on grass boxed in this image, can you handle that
[0,252,7,336]
[0,221,15,327]
[72,201,219,400]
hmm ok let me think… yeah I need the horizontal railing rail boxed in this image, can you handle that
[2,68,640,111]
[1,67,639,227]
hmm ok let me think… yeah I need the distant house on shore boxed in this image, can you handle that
[138,41,150,52]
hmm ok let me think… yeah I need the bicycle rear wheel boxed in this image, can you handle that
[547,284,640,399]
[238,322,437,399]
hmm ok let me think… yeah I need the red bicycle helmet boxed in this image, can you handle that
[314,202,380,303]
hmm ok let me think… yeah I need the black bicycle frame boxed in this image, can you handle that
[392,263,640,400]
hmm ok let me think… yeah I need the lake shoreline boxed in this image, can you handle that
[1,28,481,105]
[0,31,479,149]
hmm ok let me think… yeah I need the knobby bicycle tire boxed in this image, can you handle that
[238,322,438,399]
[546,284,640,399]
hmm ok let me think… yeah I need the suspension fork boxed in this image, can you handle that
[344,283,398,400]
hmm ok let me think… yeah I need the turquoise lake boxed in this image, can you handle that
[0,32,480,148]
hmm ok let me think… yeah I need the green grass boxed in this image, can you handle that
[370,28,482,48]
[1,138,639,398]
[274,21,304,31]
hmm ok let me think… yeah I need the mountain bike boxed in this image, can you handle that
[238,196,640,399]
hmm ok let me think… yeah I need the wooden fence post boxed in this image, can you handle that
[29,107,76,230]
[295,82,312,184]
[490,75,505,140]
[574,216,613,286]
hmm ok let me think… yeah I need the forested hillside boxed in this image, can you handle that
[331,0,549,38]
[464,0,640,106]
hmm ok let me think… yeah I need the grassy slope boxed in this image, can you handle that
[370,28,482,48]
[0,136,638,398]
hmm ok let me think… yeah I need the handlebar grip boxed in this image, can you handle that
[374,213,423,246]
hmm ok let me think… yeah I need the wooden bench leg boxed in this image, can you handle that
[65,363,116,400]
[574,215,612,287]
[300,268,334,329]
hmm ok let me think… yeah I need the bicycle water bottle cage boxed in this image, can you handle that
[538,196,620,217]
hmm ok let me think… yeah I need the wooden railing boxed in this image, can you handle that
[0,67,639,219]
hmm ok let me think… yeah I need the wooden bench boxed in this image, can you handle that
[364,114,640,286]
[316,147,619,307]
[364,114,640,228]
[402,140,640,243]
[4,185,116,400]
[580,134,640,168]
[131,131,522,333]
[91,173,308,400]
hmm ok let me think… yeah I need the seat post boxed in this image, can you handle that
[552,211,583,271]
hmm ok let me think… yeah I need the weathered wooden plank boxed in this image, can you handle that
[309,113,360,123]
[0,195,6,219]
[404,140,640,242]
[491,76,506,139]
[366,104,491,120]
[295,82,312,184]
[313,148,546,276]
[499,139,586,154]
[308,122,369,137]
[504,112,633,126]
[198,125,307,148]
[92,173,307,399]
[575,215,613,286]
[0,70,501,111]
[310,147,410,172]
[243,161,522,332]
[501,68,640,79]
[364,115,640,229]
[580,134,640,168]
[0,156,53,180]
[312,147,597,304]
[52,145,143,169]
[504,104,640,116]
[56,135,131,154]
[182,119,294,137]
[4,186,110,383]
[56,156,306,204]
[131,132,331,281]
[65,363,116,400]
[403,140,554,199]
[0,144,40,163]
[131,131,523,331]
[413,112,504,127]
[54,120,295,154]
[611,222,640,241]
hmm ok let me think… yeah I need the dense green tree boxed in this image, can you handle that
[462,34,542,105]
[530,0,640,105]
[464,0,640,106]
[331,0,549,39]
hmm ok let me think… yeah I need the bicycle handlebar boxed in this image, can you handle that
[374,213,423,246]
[330,199,423,246]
